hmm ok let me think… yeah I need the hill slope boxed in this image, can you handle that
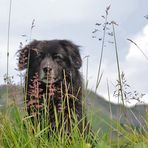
[86,90,148,131]
[0,85,147,131]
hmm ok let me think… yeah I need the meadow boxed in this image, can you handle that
[0,4,148,148]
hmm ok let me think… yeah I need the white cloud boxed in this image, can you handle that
[86,25,148,105]
[126,25,148,63]
[124,25,148,92]
[10,0,106,24]
[121,25,148,105]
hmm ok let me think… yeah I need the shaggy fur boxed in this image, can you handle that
[18,39,86,133]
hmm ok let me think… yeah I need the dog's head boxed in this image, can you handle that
[18,40,82,84]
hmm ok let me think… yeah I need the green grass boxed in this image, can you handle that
[0,103,148,148]
[0,105,102,148]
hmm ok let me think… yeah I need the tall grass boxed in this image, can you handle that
[94,5,111,93]
[6,0,12,108]
[91,4,148,147]
[0,101,101,147]
[1,103,148,147]
[111,22,125,107]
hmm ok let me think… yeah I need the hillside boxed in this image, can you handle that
[0,85,23,106]
[0,85,147,132]
[86,90,148,131]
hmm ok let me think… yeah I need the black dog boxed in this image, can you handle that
[18,40,87,133]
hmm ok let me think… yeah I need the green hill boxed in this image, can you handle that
[86,90,148,132]
[0,84,23,106]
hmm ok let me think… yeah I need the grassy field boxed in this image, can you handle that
[0,90,148,147]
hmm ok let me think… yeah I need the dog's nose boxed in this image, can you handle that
[43,67,52,73]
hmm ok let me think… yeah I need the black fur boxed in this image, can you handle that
[18,40,86,133]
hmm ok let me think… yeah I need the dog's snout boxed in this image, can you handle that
[40,56,61,83]
[41,57,53,74]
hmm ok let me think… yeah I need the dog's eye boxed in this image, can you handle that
[54,54,64,61]
[36,52,44,58]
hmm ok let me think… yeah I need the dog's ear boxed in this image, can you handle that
[17,40,39,70]
[60,40,82,69]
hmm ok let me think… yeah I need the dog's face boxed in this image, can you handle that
[18,40,82,84]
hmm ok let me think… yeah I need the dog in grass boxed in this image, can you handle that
[17,39,88,134]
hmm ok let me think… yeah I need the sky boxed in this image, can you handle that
[0,0,148,105]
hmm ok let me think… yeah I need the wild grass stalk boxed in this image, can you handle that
[106,79,113,146]
[84,56,89,91]
[23,19,36,113]
[127,38,148,62]
[6,0,13,107]
[111,22,125,108]
[111,21,128,148]
[95,5,111,93]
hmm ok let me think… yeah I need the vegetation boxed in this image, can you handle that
[0,88,148,147]
[0,2,148,148]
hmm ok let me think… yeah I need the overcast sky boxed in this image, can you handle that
[0,0,148,105]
